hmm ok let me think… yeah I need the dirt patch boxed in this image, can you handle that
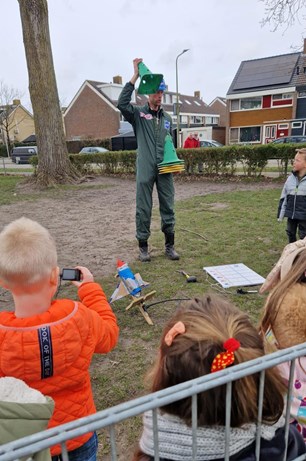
[0,175,281,279]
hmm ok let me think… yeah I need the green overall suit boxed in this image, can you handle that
[117,82,175,242]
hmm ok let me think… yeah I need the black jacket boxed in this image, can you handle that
[278,172,306,221]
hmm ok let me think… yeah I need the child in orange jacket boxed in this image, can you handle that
[0,217,119,461]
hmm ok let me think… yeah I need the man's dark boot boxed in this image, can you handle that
[165,233,180,260]
[138,240,151,262]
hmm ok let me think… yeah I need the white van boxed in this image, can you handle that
[11,146,37,164]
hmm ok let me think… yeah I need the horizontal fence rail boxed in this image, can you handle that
[1,344,306,460]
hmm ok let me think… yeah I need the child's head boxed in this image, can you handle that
[148,294,285,427]
[0,217,58,288]
[260,247,306,345]
[293,148,306,175]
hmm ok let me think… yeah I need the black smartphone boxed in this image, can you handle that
[61,268,81,281]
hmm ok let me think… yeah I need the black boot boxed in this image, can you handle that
[165,233,180,260]
[138,240,151,262]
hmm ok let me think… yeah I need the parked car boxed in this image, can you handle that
[271,136,306,144]
[79,147,109,154]
[11,146,38,164]
[200,139,224,147]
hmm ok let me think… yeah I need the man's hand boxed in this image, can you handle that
[72,266,94,288]
[130,58,143,85]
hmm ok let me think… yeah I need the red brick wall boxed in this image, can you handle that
[209,100,227,127]
[64,85,120,140]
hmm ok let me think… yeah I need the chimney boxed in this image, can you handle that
[194,91,200,99]
[113,75,122,85]
[13,99,21,106]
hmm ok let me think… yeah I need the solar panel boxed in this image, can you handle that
[232,54,300,91]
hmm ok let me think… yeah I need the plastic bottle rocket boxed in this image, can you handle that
[117,260,141,297]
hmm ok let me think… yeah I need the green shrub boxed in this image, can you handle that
[29,142,305,177]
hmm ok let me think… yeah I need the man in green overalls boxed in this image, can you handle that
[117,58,179,262]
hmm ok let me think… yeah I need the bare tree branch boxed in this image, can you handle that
[0,81,23,154]
[260,0,306,31]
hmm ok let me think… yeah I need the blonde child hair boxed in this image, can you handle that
[0,217,57,287]
[147,294,285,427]
[260,247,306,348]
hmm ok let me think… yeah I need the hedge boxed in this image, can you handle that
[29,142,306,177]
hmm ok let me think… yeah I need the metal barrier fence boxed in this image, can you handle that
[1,343,306,461]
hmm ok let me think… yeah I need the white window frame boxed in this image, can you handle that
[229,126,261,144]
[230,97,262,111]
[278,123,289,130]
[292,121,303,129]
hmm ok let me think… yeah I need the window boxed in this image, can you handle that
[265,126,276,138]
[240,97,262,110]
[240,126,261,142]
[231,100,239,111]
[299,91,306,98]
[292,122,302,129]
[278,123,289,130]
[230,97,262,110]
[229,128,239,143]
[272,93,293,105]
[205,116,219,125]
[230,127,261,143]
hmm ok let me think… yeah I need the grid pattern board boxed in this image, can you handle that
[203,263,265,288]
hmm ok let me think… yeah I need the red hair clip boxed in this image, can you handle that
[211,338,240,373]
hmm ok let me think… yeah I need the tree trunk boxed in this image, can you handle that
[17,0,80,186]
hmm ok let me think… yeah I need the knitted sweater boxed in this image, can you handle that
[139,410,305,461]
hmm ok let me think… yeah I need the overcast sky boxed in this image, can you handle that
[2,0,306,110]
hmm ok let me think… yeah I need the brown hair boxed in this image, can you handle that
[147,294,285,428]
[260,248,306,337]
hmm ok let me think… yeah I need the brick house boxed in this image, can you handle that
[209,97,227,127]
[64,78,123,140]
[64,77,225,144]
[226,39,306,144]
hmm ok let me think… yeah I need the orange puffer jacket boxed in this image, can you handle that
[0,282,119,456]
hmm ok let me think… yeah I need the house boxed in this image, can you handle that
[226,39,306,145]
[0,100,35,146]
[64,78,123,140]
[209,97,227,127]
[64,76,225,146]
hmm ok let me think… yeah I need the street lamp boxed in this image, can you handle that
[175,48,189,148]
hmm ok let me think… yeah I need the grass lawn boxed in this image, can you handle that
[93,185,286,456]
[0,174,288,457]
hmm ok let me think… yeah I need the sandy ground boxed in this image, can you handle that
[0,175,281,280]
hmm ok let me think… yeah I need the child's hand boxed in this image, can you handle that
[72,266,94,287]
